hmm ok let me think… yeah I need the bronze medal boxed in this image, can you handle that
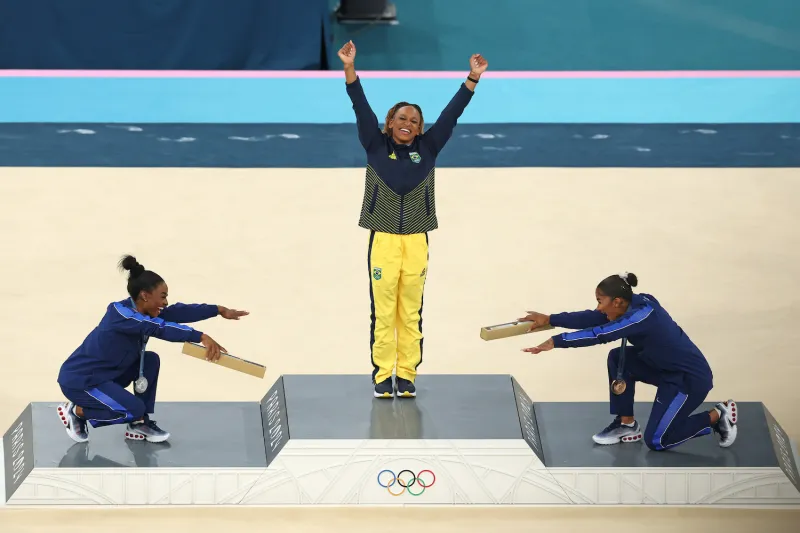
[611,379,627,395]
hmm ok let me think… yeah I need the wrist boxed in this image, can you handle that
[469,71,482,80]
[551,334,564,348]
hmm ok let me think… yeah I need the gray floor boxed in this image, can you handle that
[280,374,524,439]
[535,402,778,468]
[31,402,267,468]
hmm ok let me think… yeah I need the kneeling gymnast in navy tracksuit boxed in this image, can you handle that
[520,272,738,451]
[56,255,248,444]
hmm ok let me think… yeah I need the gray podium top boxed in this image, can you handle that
[23,402,268,469]
[277,374,524,440]
[535,401,780,468]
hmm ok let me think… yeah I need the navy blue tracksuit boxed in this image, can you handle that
[57,298,217,427]
[550,293,715,451]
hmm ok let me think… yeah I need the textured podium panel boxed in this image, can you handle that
[3,374,800,507]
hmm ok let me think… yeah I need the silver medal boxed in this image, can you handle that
[134,375,148,393]
[134,330,149,393]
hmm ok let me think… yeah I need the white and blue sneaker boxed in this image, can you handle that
[57,401,89,443]
[713,400,738,448]
[125,417,170,443]
[592,416,643,445]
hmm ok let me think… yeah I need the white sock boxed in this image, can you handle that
[622,421,635,427]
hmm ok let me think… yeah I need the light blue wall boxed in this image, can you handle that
[1,75,798,123]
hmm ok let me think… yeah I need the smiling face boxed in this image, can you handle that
[595,287,629,321]
[139,282,169,318]
[387,104,422,144]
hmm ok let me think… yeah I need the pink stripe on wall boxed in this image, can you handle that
[1,69,799,79]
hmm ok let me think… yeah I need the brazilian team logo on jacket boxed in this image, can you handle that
[373,267,382,280]
[409,152,421,164]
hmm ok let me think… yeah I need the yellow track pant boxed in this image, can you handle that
[368,230,428,385]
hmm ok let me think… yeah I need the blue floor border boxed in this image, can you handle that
[1,123,799,168]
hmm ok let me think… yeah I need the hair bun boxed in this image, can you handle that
[617,271,639,288]
[119,254,145,278]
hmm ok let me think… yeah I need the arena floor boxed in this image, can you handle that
[1,166,799,531]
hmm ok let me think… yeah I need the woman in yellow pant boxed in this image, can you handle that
[337,40,488,398]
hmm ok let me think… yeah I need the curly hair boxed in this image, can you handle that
[382,102,424,135]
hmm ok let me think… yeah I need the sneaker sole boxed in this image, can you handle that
[57,404,88,443]
[593,432,643,445]
[374,391,394,398]
[125,430,170,443]
[727,400,738,425]
[718,400,738,448]
[396,391,416,398]
[719,423,737,448]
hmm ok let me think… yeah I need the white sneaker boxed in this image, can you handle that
[125,417,170,443]
[57,401,89,443]
[592,417,643,445]
[714,400,738,448]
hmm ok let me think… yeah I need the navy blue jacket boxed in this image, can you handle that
[550,293,713,389]
[57,298,217,390]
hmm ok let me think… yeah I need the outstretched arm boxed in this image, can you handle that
[109,302,204,343]
[553,304,654,349]
[518,309,608,332]
[339,40,382,151]
[159,303,249,324]
[158,303,218,323]
[521,303,654,354]
[549,310,609,330]
[109,303,231,361]
[424,54,488,155]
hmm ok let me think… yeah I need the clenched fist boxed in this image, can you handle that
[338,40,356,66]
[469,54,488,76]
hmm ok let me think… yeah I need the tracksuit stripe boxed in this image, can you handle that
[368,230,379,383]
[651,392,687,450]
[414,232,428,372]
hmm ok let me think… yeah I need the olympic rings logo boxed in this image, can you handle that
[377,469,436,496]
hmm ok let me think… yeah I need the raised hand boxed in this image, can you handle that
[469,54,488,76]
[218,306,249,320]
[338,40,356,66]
